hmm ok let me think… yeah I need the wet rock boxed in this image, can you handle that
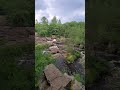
[49,46,60,54]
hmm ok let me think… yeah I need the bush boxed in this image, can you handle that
[74,74,85,84]
[66,53,76,63]
[35,44,54,86]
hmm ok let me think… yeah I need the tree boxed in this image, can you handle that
[51,16,57,24]
[35,19,39,24]
[41,16,48,25]
[58,19,61,24]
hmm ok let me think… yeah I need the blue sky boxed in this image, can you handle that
[35,0,85,23]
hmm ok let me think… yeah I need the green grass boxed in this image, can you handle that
[35,44,54,86]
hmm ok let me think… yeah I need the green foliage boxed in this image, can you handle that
[35,23,49,36]
[66,53,76,63]
[51,16,58,24]
[73,50,81,58]
[41,16,48,25]
[65,50,81,63]
[35,16,85,43]
[35,44,54,86]
[65,22,85,45]
[74,74,85,84]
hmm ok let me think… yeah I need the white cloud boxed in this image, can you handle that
[35,0,85,23]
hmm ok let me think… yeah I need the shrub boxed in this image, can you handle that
[35,44,54,86]
[74,73,85,84]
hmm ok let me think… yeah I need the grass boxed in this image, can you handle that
[35,44,55,86]
[65,49,81,63]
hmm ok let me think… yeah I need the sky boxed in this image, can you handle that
[35,0,85,23]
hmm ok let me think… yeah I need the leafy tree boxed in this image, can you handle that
[51,16,58,24]
[41,16,48,25]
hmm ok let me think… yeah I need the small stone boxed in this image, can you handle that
[53,39,57,43]
[49,46,60,54]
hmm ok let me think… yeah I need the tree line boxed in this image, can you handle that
[35,16,85,45]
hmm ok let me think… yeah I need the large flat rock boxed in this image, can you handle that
[44,64,62,82]
[44,64,72,90]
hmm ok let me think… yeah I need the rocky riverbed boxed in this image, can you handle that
[35,33,85,90]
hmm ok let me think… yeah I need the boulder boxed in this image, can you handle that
[44,64,62,82]
[44,64,72,90]
[62,75,72,87]
[52,53,64,60]
[49,46,60,54]
[64,73,74,81]
[39,80,50,90]
[40,64,84,90]
[52,39,57,43]
[50,76,65,90]
[47,41,54,46]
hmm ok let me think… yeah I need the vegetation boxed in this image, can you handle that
[0,42,34,90]
[35,16,85,63]
[35,44,54,86]
[35,16,85,43]
[35,16,85,87]
[0,0,34,26]
[74,74,85,84]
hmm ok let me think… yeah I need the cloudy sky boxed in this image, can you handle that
[35,0,85,23]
